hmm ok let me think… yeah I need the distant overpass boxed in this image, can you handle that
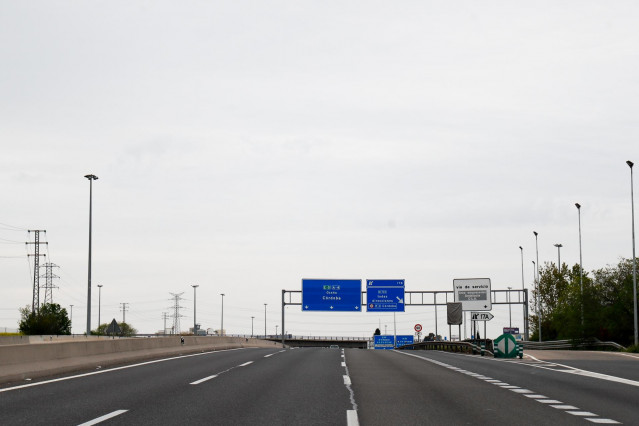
[264,335,369,348]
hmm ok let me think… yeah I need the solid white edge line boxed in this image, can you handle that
[347,409,359,426]
[190,374,218,385]
[343,375,352,385]
[77,409,128,426]
[0,348,245,393]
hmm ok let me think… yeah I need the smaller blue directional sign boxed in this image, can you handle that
[374,335,395,350]
[302,279,362,312]
[366,279,405,312]
[395,335,414,348]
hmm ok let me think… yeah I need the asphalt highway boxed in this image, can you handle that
[0,347,637,425]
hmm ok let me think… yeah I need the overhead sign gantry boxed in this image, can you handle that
[301,279,361,311]
[366,279,405,312]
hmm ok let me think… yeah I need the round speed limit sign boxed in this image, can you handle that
[414,324,422,332]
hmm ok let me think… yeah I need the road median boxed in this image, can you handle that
[0,335,281,385]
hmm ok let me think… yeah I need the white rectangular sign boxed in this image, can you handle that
[470,312,494,321]
[453,278,492,311]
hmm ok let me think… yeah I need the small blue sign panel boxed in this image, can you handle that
[395,335,414,347]
[374,335,395,350]
[302,279,362,312]
[366,279,405,312]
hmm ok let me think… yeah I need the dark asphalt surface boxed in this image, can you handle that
[1,347,638,425]
[0,347,350,425]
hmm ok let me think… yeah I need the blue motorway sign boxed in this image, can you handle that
[395,335,414,347]
[366,279,405,312]
[374,335,395,350]
[302,279,362,312]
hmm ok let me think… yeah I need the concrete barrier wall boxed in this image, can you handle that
[0,336,276,366]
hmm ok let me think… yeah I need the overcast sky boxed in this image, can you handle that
[1,1,638,339]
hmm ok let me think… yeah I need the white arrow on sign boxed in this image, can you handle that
[470,312,494,321]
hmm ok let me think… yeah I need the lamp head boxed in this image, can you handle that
[84,174,98,180]
[627,160,634,168]
[519,246,523,250]
[575,203,581,209]
[554,243,562,248]
[533,231,538,237]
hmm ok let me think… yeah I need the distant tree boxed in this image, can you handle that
[92,321,137,337]
[374,328,381,336]
[19,303,71,335]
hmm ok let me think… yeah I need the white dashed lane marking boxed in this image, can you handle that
[77,410,128,426]
[394,351,621,424]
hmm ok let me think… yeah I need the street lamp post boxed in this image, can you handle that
[534,231,541,342]
[97,284,103,335]
[276,325,279,335]
[192,285,199,335]
[264,304,267,338]
[220,293,225,336]
[576,203,584,327]
[70,304,73,333]
[554,243,563,272]
[251,316,254,337]
[85,174,98,336]
[628,160,638,346]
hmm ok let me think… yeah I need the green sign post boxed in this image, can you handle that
[493,333,518,358]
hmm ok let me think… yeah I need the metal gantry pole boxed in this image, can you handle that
[507,286,512,328]
[281,290,285,346]
[264,303,267,338]
[434,292,438,338]
[85,174,98,336]
[628,160,638,346]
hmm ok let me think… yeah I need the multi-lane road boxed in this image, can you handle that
[1,347,638,425]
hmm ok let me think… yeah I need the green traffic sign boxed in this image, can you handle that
[493,333,518,358]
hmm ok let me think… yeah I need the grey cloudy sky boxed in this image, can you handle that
[1,1,638,338]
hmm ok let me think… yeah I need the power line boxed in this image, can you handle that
[0,222,27,231]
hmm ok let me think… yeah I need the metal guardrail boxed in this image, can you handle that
[522,338,626,351]
[262,335,370,341]
[402,340,494,357]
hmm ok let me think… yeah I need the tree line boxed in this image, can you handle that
[19,303,136,336]
[530,257,637,348]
